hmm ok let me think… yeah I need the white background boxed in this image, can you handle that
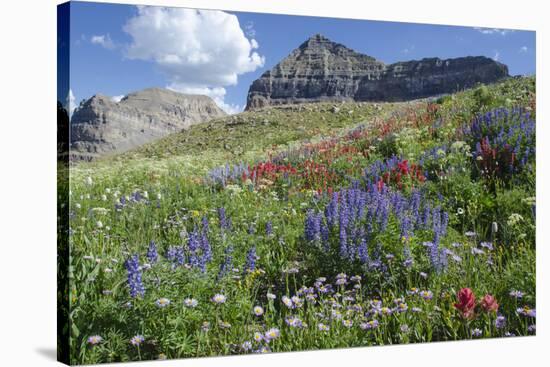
[0,0,546,365]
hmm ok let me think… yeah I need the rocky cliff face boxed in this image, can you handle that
[246,34,509,109]
[70,88,226,160]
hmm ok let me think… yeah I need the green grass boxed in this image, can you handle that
[61,76,536,364]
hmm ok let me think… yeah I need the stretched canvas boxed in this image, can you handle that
[57,1,536,365]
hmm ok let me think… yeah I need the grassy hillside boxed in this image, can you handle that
[62,76,536,363]
[127,101,396,159]
[74,77,535,178]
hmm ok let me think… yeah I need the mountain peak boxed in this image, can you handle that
[299,33,337,49]
[70,87,226,160]
[307,33,330,42]
[246,35,509,110]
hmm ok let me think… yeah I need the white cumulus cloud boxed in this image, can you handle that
[168,84,243,114]
[111,95,125,103]
[244,21,256,38]
[519,46,528,53]
[474,27,515,36]
[122,7,264,114]
[66,89,76,117]
[493,50,500,61]
[90,34,116,49]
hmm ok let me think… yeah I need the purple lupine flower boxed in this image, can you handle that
[305,210,318,242]
[410,189,421,221]
[439,246,448,270]
[165,246,177,262]
[146,240,158,264]
[339,193,350,227]
[207,162,249,187]
[320,221,330,251]
[315,213,323,242]
[357,238,369,264]
[495,315,506,329]
[422,205,431,229]
[379,201,389,231]
[218,207,230,230]
[217,246,233,280]
[201,215,209,233]
[441,211,449,236]
[303,184,453,270]
[325,192,339,228]
[174,246,185,266]
[400,215,412,240]
[187,228,201,267]
[124,254,145,298]
[339,224,348,259]
[200,231,212,269]
[265,221,273,236]
[347,226,359,261]
[429,243,441,271]
[338,196,349,259]
[432,206,441,235]
[245,246,257,273]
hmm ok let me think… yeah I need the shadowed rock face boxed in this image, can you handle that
[246,34,509,109]
[70,88,226,160]
[57,102,69,160]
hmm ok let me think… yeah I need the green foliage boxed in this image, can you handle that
[63,76,536,363]
[436,95,452,105]
[472,85,493,112]
[377,133,399,158]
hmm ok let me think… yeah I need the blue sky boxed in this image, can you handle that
[63,1,535,114]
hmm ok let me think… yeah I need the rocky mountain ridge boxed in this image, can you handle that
[70,88,226,160]
[246,34,509,109]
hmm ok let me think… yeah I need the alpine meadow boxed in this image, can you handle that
[57,3,536,365]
